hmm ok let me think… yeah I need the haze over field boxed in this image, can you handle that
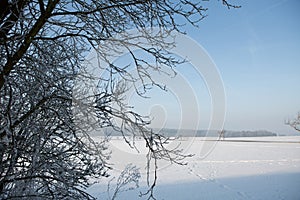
[94,127,279,137]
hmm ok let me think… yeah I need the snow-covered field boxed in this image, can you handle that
[88,136,300,200]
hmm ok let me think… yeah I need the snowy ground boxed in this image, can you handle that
[88,136,300,200]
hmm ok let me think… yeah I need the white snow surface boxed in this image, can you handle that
[88,136,300,200]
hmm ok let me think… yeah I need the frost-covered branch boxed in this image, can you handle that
[0,0,239,199]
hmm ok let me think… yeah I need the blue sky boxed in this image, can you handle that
[179,0,300,134]
[106,0,300,135]
[114,0,300,135]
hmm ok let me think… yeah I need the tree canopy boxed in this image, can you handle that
[0,0,238,199]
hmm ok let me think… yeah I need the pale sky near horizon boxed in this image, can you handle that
[127,0,300,135]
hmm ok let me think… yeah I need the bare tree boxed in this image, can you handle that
[0,0,238,199]
[107,164,141,200]
[218,129,226,140]
[286,112,300,132]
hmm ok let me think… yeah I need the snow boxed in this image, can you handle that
[88,136,300,199]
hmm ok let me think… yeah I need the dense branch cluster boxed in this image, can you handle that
[0,0,237,199]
